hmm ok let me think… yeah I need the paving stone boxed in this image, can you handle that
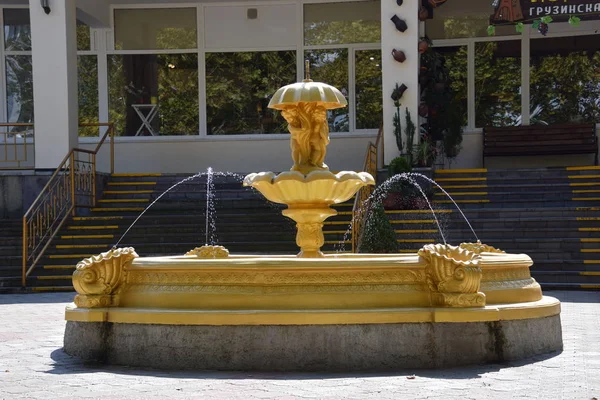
[0,291,599,399]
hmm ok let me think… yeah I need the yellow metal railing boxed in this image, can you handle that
[351,125,383,252]
[0,123,35,169]
[21,123,115,287]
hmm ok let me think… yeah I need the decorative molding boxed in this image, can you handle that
[460,241,506,254]
[418,243,486,307]
[73,247,138,308]
[185,245,230,258]
[126,283,425,295]
[127,269,427,286]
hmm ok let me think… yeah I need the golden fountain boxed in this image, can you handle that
[244,63,374,257]
[64,72,562,371]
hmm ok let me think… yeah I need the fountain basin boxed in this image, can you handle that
[243,170,375,205]
[64,246,562,371]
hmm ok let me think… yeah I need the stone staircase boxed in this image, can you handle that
[389,167,600,290]
[5,167,600,292]
[0,173,354,292]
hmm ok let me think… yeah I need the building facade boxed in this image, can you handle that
[0,0,599,173]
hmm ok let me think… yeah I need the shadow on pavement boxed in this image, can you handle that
[0,292,74,304]
[47,347,562,381]
[544,290,600,303]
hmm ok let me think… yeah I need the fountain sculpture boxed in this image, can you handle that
[64,72,562,371]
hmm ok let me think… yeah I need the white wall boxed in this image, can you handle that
[81,134,374,173]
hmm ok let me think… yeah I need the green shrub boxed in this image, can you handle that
[388,156,412,177]
[357,203,399,253]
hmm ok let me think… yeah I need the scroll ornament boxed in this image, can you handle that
[185,245,230,258]
[72,247,138,308]
[418,244,486,307]
[459,240,505,255]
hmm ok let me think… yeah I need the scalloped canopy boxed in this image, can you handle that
[268,79,348,110]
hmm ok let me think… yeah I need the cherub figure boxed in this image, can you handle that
[281,103,330,174]
[309,105,329,170]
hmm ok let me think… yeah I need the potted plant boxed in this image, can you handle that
[383,155,412,210]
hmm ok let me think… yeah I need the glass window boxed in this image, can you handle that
[114,8,197,50]
[475,41,521,128]
[5,55,33,128]
[304,1,380,46]
[108,54,199,136]
[77,21,91,51]
[530,35,600,125]
[435,46,468,128]
[206,51,296,135]
[305,49,349,132]
[78,56,99,137]
[3,8,31,51]
[355,50,382,130]
[425,0,516,40]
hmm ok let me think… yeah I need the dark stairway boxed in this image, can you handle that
[0,172,354,291]
[389,167,600,290]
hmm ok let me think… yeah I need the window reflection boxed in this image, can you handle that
[3,8,31,51]
[530,35,600,125]
[435,46,468,128]
[114,8,197,50]
[108,54,199,136]
[5,55,33,130]
[206,51,296,135]
[475,41,521,127]
[78,56,99,137]
[304,1,380,46]
[425,0,516,39]
[304,49,349,132]
[355,50,382,130]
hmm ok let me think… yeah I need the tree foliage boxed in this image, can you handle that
[357,202,399,253]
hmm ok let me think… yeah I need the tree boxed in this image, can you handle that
[357,202,399,253]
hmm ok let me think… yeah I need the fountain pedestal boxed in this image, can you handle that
[282,206,337,257]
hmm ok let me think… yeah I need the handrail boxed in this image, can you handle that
[351,124,383,252]
[21,123,115,287]
[0,123,34,169]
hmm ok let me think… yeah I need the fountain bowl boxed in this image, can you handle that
[243,170,375,205]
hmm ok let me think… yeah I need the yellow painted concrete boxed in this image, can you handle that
[103,190,154,195]
[435,168,487,174]
[107,182,157,186]
[66,226,119,230]
[111,173,162,177]
[60,234,114,239]
[91,207,145,212]
[566,166,600,171]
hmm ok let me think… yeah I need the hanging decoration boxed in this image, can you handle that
[391,14,408,32]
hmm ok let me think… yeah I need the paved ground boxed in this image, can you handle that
[0,291,598,400]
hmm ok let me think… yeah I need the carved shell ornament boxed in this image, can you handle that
[72,247,138,308]
[185,245,230,258]
[418,243,486,307]
[459,240,505,255]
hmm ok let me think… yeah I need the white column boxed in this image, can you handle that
[30,0,78,169]
[381,0,419,164]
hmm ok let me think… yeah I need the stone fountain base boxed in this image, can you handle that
[64,300,561,371]
[63,247,562,371]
